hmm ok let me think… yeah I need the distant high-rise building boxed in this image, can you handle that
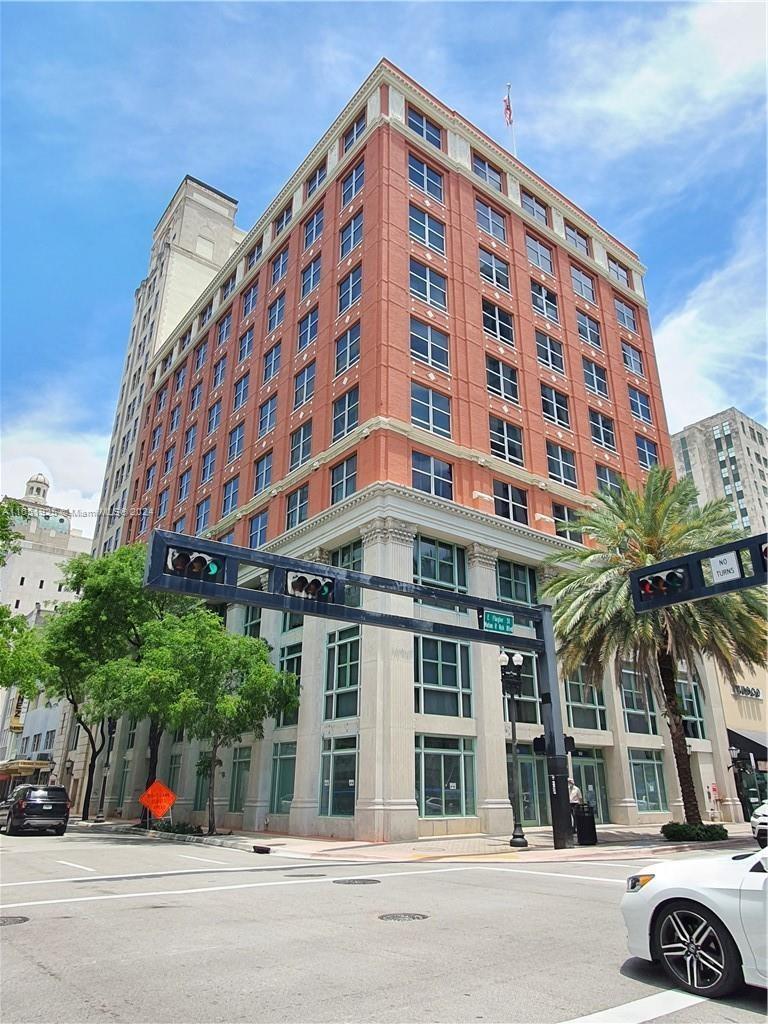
[101,60,743,837]
[92,177,246,556]
[672,406,768,534]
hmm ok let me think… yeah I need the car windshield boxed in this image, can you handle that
[28,788,68,800]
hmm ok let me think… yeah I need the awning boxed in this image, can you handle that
[727,728,768,763]
[0,759,49,778]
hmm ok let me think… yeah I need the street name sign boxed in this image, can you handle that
[480,610,515,635]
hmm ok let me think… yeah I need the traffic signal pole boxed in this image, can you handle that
[537,608,573,850]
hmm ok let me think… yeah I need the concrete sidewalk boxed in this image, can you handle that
[70,817,755,863]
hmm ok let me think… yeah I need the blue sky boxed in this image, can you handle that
[2,1,765,533]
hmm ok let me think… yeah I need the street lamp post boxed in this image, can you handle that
[500,650,528,849]
[95,718,117,823]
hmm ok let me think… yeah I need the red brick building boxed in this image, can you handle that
[105,62,740,842]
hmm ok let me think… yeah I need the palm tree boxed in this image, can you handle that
[542,467,766,825]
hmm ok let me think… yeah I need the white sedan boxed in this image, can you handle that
[621,848,767,998]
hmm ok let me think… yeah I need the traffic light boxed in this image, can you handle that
[286,572,336,601]
[166,547,225,583]
[637,566,690,603]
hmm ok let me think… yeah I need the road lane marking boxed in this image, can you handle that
[0,862,361,888]
[557,989,706,1023]
[55,861,96,872]
[0,866,477,908]
[178,854,227,865]
[483,867,625,884]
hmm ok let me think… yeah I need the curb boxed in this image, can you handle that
[71,822,256,851]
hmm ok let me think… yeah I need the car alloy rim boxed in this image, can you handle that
[659,909,725,991]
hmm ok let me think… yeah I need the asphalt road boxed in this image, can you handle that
[1,832,765,1024]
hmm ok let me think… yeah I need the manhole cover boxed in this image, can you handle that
[379,913,429,922]
[332,878,381,885]
[0,916,29,927]
[289,873,326,878]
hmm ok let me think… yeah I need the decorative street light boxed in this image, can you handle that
[500,649,528,849]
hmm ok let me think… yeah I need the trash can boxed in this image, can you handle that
[574,802,597,846]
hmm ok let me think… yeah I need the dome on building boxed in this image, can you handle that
[24,473,50,503]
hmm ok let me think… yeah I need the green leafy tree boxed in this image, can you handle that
[150,609,297,834]
[542,467,766,825]
[0,499,27,567]
[0,606,47,693]
[60,545,197,815]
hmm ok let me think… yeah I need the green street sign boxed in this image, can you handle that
[481,610,515,635]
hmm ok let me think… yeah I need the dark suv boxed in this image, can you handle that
[2,785,70,835]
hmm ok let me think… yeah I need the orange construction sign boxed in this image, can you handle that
[138,780,177,819]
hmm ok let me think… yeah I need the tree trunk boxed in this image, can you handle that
[207,742,219,836]
[138,719,164,826]
[80,718,106,822]
[656,650,702,825]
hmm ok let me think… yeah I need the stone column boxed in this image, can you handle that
[354,518,419,842]
[466,543,514,835]
[696,659,743,822]
[288,548,331,836]
[601,664,642,825]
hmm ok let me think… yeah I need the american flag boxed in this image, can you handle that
[503,93,513,127]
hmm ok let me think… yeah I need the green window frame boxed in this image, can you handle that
[414,637,471,717]
[193,753,211,811]
[319,736,357,816]
[413,535,467,611]
[565,667,607,730]
[497,560,537,606]
[116,758,131,807]
[270,741,296,814]
[278,643,301,727]
[415,736,475,817]
[229,746,252,812]
[502,654,541,724]
[330,540,363,607]
[629,750,668,812]
[167,752,182,793]
[620,664,658,735]
[676,665,706,740]
[243,606,261,638]
[325,627,360,720]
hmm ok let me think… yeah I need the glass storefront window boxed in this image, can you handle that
[319,736,357,816]
[566,668,607,730]
[571,748,610,823]
[270,741,296,814]
[325,627,360,719]
[676,665,706,739]
[629,749,668,812]
[229,746,251,812]
[415,735,475,817]
[621,664,658,734]
[502,654,540,724]
[414,637,472,716]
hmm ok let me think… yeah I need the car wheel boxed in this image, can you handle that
[53,826,66,836]
[756,834,767,849]
[653,899,742,998]
[6,814,18,836]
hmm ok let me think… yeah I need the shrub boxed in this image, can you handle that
[154,820,204,836]
[660,821,728,842]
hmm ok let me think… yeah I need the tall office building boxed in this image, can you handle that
[672,407,767,806]
[104,60,741,838]
[672,407,768,535]
[92,177,246,556]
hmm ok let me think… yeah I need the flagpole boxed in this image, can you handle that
[506,82,517,158]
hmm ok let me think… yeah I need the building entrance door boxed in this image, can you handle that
[572,749,610,823]
[508,744,550,826]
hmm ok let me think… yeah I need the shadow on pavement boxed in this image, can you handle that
[620,958,768,1013]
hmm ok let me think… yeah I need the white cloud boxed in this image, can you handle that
[654,204,767,433]
[2,390,110,540]
[535,3,765,160]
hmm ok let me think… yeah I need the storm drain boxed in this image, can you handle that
[378,913,429,922]
[332,878,381,885]
[0,916,29,927]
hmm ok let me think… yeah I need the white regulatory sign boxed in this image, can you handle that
[708,550,741,584]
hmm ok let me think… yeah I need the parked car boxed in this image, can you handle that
[621,849,767,998]
[1,784,70,835]
[750,800,767,848]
